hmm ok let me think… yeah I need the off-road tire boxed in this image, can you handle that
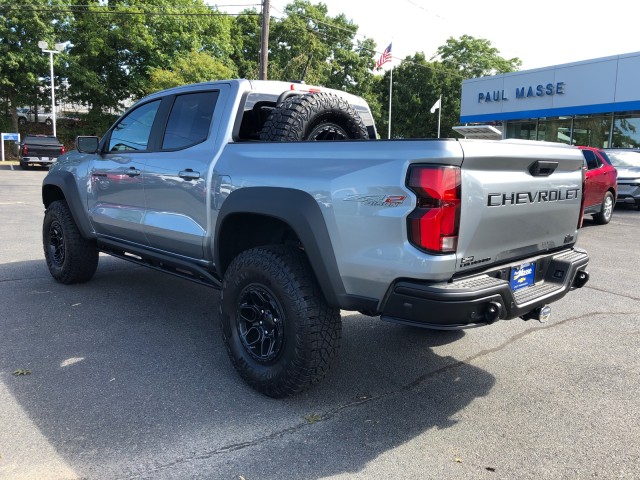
[593,191,614,225]
[259,92,369,141]
[220,245,342,398]
[43,200,99,284]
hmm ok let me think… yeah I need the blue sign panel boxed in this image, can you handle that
[1,133,20,141]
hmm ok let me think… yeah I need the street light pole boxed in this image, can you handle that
[38,41,64,137]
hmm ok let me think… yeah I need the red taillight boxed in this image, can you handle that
[22,145,28,156]
[61,145,66,155]
[407,165,461,253]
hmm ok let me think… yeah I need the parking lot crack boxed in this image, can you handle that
[122,311,638,479]
[460,311,637,364]
[584,284,640,301]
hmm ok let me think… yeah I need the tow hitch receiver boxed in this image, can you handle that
[520,305,552,323]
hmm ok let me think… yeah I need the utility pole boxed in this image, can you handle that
[38,41,64,137]
[259,0,270,80]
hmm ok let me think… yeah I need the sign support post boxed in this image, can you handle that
[1,132,20,162]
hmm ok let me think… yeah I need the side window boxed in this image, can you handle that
[162,91,218,150]
[582,150,601,170]
[108,100,161,152]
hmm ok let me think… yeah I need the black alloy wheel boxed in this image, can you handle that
[236,284,285,363]
[43,200,99,284]
[220,245,342,398]
[47,219,66,267]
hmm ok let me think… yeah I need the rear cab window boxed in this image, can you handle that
[161,91,219,150]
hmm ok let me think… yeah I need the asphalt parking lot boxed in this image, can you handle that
[1,165,639,480]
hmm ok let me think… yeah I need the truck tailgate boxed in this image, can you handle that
[456,140,584,273]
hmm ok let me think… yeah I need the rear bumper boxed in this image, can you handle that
[21,156,57,165]
[380,248,589,329]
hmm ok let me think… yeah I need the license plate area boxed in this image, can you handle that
[510,262,536,291]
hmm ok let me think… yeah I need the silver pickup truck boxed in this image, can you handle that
[41,79,589,397]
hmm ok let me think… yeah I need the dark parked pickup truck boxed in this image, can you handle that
[19,135,65,169]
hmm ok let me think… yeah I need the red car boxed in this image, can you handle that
[578,146,617,224]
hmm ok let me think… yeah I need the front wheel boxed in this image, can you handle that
[593,191,614,225]
[43,200,99,284]
[45,118,53,126]
[219,245,341,398]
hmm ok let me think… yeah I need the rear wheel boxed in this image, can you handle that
[593,191,614,225]
[45,118,53,126]
[43,200,99,284]
[219,245,341,398]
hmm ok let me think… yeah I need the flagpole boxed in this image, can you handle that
[388,65,393,139]
[437,94,442,139]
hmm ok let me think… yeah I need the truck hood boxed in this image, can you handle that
[455,140,584,273]
[614,166,640,180]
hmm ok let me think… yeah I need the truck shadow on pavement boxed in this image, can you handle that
[1,258,495,479]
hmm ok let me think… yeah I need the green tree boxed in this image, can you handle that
[0,0,69,131]
[264,1,381,113]
[66,0,236,115]
[230,8,261,79]
[434,34,521,78]
[146,50,235,93]
[65,1,152,115]
[377,53,463,139]
[375,36,521,138]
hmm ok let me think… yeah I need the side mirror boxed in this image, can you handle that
[76,136,99,154]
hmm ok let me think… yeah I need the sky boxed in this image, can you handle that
[221,0,640,72]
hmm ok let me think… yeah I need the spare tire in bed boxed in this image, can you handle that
[259,92,369,141]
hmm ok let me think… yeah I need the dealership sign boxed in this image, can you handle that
[478,82,565,103]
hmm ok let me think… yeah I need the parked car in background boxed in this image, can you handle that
[577,146,618,224]
[604,149,640,209]
[17,108,54,126]
[18,135,65,169]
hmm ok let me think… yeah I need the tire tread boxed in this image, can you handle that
[220,245,341,398]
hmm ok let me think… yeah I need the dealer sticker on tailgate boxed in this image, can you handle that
[510,262,536,291]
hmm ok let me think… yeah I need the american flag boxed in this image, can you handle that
[376,43,392,69]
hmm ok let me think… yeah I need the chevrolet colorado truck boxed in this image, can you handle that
[41,79,590,397]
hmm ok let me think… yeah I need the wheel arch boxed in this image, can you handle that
[215,187,347,308]
[42,170,95,239]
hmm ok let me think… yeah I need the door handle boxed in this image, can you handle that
[126,167,141,177]
[179,169,200,181]
[529,160,558,177]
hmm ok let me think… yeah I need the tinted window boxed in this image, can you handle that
[108,100,161,152]
[162,91,218,150]
[582,150,601,170]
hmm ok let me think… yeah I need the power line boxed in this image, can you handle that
[0,5,261,16]
[4,2,465,79]
[403,0,447,21]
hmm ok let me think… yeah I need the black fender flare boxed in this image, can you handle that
[42,170,95,240]
[215,187,348,308]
